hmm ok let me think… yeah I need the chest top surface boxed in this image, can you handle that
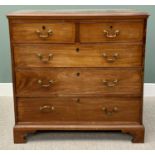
[7,10,149,19]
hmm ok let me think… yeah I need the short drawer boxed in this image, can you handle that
[17,97,141,123]
[15,68,142,97]
[80,21,144,42]
[14,44,143,68]
[11,22,75,43]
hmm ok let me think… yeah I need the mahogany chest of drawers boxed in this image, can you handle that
[7,10,149,143]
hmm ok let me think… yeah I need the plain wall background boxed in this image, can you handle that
[0,5,154,83]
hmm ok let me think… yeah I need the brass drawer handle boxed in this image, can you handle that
[102,53,119,63]
[40,105,55,113]
[103,29,120,38]
[37,53,53,63]
[102,106,118,116]
[36,28,53,39]
[102,79,118,87]
[38,79,55,88]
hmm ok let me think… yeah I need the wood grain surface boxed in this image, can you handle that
[17,97,141,123]
[15,68,142,97]
[11,22,75,43]
[14,44,143,68]
[80,21,144,42]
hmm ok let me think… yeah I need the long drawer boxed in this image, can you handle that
[14,44,143,68]
[80,21,144,42]
[17,97,141,123]
[15,68,142,97]
[11,22,75,43]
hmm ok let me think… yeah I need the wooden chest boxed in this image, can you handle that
[7,10,149,143]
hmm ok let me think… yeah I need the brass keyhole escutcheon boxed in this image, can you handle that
[76,48,80,53]
[76,72,80,77]
[76,98,80,103]
[73,98,80,103]
[109,25,113,29]
[42,25,46,30]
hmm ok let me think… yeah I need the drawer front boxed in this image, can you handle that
[11,23,75,43]
[14,44,143,68]
[17,97,141,123]
[15,68,142,97]
[80,21,144,42]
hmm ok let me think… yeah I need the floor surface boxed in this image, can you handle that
[0,96,155,150]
